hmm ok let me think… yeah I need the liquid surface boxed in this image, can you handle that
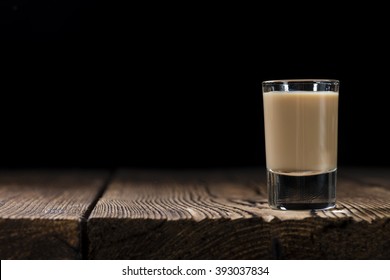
[263,91,338,173]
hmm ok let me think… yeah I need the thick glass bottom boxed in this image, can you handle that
[267,169,336,210]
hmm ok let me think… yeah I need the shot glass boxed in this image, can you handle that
[262,79,339,210]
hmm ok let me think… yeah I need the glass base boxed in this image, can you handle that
[267,169,336,210]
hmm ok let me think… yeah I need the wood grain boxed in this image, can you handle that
[88,168,390,259]
[0,171,108,259]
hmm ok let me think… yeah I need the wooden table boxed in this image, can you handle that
[1,168,389,259]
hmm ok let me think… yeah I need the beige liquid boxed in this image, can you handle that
[263,91,338,175]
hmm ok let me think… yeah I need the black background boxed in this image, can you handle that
[1,1,389,168]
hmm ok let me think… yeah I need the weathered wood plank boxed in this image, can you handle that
[0,171,108,259]
[88,168,390,259]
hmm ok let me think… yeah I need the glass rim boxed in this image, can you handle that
[262,79,339,85]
